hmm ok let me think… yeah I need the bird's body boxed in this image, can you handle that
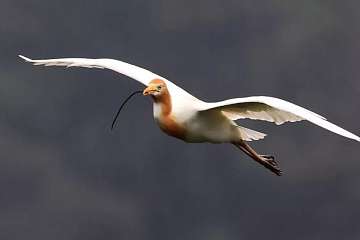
[19,55,360,176]
[146,79,255,143]
[158,102,239,143]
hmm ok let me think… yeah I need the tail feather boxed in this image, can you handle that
[237,125,266,141]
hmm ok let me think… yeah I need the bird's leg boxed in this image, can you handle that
[232,141,282,176]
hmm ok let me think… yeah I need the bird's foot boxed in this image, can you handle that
[259,155,282,176]
[260,155,278,166]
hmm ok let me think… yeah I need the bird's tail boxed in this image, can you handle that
[236,125,267,141]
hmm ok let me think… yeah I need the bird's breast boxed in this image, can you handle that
[155,115,186,140]
[153,102,187,140]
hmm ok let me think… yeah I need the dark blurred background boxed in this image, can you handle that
[0,0,360,239]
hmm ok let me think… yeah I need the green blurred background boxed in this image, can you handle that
[0,0,359,239]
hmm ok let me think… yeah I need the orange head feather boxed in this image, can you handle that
[143,79,172,114]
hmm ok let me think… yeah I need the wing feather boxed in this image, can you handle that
[19,55,201,111]
[19,55,164,86]
[199,96,360,142]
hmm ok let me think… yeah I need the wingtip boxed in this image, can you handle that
[18,55,32,62]
[350,134,360,142]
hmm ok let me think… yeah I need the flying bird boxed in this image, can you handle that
[19,55,360,176]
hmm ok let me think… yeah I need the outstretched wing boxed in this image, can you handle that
[19,55,199,107]
[19,55,163,86]
[198,96,360,141]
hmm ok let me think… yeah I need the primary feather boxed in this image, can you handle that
[18,55,161,86]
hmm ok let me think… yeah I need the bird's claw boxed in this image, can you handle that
[260,155,278,167]
[260,154,282,176]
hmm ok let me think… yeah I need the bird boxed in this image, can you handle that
[19,55,360,176]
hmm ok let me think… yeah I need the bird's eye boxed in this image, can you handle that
[157,86,162,91]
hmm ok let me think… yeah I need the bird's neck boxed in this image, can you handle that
[152,89,186,140]
[152,90,172,116]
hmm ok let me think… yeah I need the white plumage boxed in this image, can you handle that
[198,96,360,141]
[19,55,359,175]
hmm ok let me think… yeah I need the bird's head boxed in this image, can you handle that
[111,78,170,130]
[143,79,168,98]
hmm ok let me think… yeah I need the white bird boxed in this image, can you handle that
[19,55,360,176]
